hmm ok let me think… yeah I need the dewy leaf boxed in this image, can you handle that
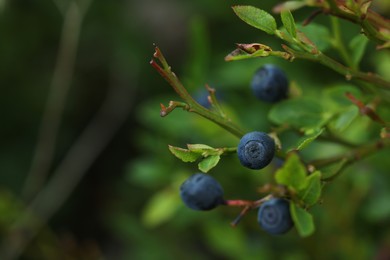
[275,153,308,191]
[296,128,324,150]
[290,202,315,237]
[198,155,220,173]
[349,34,368,67]
[232,6,277,35]
[297,171,322,206]
[268,98,325,130]
[168,145,201,162]
[281,10,296,38]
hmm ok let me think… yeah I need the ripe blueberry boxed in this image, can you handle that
[237,132,275,170]
[257,198,293,235]
[251,64,289,102]
[180,173,225,211]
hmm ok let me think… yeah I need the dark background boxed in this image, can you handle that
[0,0,390,259]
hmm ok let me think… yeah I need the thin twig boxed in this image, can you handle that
[280,44,390,90]
[151,46,245,138]
[308,138,390,181]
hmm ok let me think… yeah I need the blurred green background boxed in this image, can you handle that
[0,0,390,259]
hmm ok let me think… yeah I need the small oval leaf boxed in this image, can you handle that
[290,202,315,237]
[168,145,201,162]
[232,6,277,35]
[297,171,322,206]
[187,144,214,152]
[198,155,220,173]
[269,98,325,130]
[275,153,307,191]
[281,10,297,38]
[296,128,324,150]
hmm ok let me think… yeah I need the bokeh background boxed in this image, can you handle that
[1,0,390,259]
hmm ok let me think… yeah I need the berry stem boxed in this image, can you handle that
[230,206,251,227]
[345,92,388,127]
[225,199,256,207]
[227,195,273,227]
[151,45,245,138]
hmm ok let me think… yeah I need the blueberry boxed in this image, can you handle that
[180,173,225,211]
[237,132,275,170]
[251,64,289,102]
[194,88,223,108]
[257,198,293,235]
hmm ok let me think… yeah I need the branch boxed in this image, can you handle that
[281,45,390,90]
[225,194,273,227]
[309,138,390,181]
[151,45,245,138]
[345,92,388,126]
[312,0,390,44]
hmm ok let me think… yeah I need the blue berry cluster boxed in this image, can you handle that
[179,173,293,235]
[178,64,293,235]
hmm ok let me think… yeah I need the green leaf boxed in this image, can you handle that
[187,144,224,157]
[142,189,180,227]
[281,10,296,38]
[168,145,201,162]
[296,128,324,150]
[331,105,359,132]
[323,85,362,108]
[232,6,277,35]
[297,171,322,206]
[187,144,214,152]
[349,34,369,67]
[268,98,325,130]
[290,202,315,237]
[198,155,220,173]
[275,153,307,191]
[297,23,331,51]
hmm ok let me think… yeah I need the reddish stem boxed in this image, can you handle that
[345,92,387,126]
[225,200,256,207]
